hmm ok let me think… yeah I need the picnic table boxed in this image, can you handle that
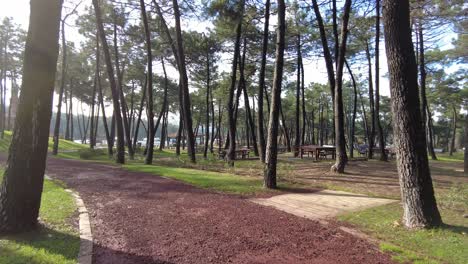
[277,146,287,154]
[297,145,336,160]
[216,149,250,160]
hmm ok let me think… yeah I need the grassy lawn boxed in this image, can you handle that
[436,152,464,162]
[0,130,87,153]
[124,162,302,195]
[339,184,468,264]
[0,170,80,264]
[125,163,266,194]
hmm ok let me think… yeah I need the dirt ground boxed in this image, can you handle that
[284,157,467,198]
[155,152,467,199]
[0,155,394,264]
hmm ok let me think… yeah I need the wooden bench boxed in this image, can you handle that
[216,149,250,160]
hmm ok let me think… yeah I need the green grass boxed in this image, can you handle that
[124,163,267,194]
[0,170,80,264]
[339,186,468,264]
[436,152,464,163]
[0,130,87,153]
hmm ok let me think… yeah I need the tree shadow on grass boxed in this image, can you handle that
[1,225,174,264]
[440,223,468,235]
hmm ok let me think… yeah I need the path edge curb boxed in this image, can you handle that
[68,189,93,264]
[45,175,93,264]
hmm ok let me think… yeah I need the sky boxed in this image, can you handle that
[0,0,459,123]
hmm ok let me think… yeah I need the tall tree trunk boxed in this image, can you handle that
[311,108,315,144]
[176,117,183,156]
[418,22,436,160]
[93,105,99,144]
[97,62,113,156]
[294,33,301,156]
[319,99,323,145]
[427,105,437,160]
[64,85,69,140]
[132,78,147,152]
[331,0,351,173]
[358,88,369,145]
[129,81,136,136]
[375,0,387,161]
[382,0,442,228]
[449,107,457,156]
[70,85,74,141]
[0,31,6,139]
[150,58,169,149]
[113,15,134,160]
[0,0,62,233]
[345,59,357,159]
[89,78,97,148]
[264,0,285,189]
[89,33,99,149]
[257,0,270,162]
[204,40,211,158]
[139,0,155,164]
[311,0,335,100]
[279,101,291,152]
[52,20,67,155]
[300,54,306,145]
[365,41,376,159]
[93,0,125,164]
[332,0,339,67]
[226,0,245,166]
[239,39,259,156]
[210,84,216,153]
[464,113,468,174]
[173,0,196,163]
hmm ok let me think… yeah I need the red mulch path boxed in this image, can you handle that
[1,155,395,264]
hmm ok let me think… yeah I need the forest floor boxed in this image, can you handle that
[0,153,394,264]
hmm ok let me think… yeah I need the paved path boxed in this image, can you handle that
[0,155,394,264]
[251,190,396,220]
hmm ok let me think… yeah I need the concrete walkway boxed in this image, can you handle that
[251,190,396,220]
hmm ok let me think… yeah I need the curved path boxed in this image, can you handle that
[9,155,395,263]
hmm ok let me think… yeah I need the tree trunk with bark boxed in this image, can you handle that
[264,0,285,189]
[427,105,437,160]
[0,0,62,233]
[173,0,196,163]
[204,40,211,158]
[52,20,67,155]
[97,65,113,156]
[331,0,351,173]
[345,59,357,158]
[93,0,125,164]
[139,0,155,164]
[294,33,301,156]
[226,0,245,166]
[366,41,376,159]
[300,55,306,145]
[382,0,442,228]
[449,107,457,156]
[311,0,335,100]
[375,0,387,161]
[257,0,269,162]
[113,15,134,159]
[132,78,147,152]
[239,40,258,157]
[464,113,468,174]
